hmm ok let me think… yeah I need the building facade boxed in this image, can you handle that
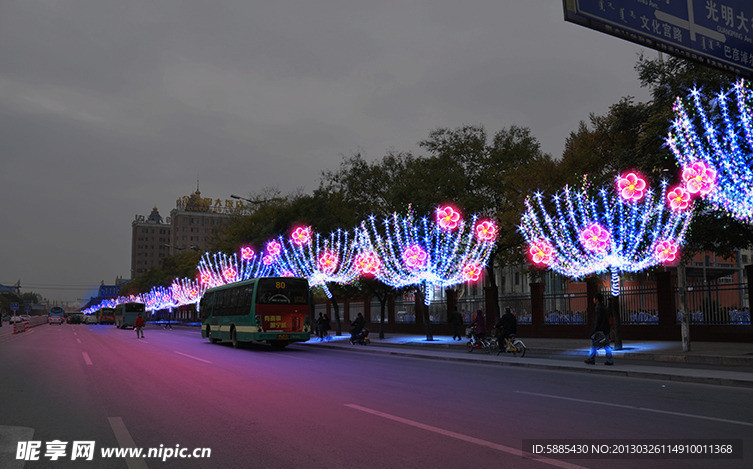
[131,206,171,279]
[168,188,238,256]
[130,187,242,279]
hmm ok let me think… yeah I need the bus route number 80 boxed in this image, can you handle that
[276,281,286,289]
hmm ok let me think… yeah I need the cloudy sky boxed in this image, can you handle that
[0,1,655,304]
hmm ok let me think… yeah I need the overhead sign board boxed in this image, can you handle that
[564,0,753,78]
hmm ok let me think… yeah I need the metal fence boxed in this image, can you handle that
[542,292,586,324]
[499,294,533,325]
[676,282,750,325]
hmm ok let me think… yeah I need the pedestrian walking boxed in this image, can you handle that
[585,293,613,365]
[134,312,146,339]
[448,308,463,340]
[316,312,330,341]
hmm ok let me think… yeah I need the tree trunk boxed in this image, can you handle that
[610,269,623,350]
[330,296,341,336]
[678,262,690,352]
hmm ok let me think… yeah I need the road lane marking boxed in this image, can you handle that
[82,352,93,366]
[174,351,212,364]
[516,391,753,428]
[76,338,82,344]
[345,404,588,469]
[107,417,148,469]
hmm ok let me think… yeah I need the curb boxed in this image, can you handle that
[299,341,753,389]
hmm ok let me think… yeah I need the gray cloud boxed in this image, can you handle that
[0,0,653,303]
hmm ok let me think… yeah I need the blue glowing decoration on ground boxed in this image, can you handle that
[519,176,694,296]
[668,80,753,224]
[270,228,360,298]
[358,208,497,305]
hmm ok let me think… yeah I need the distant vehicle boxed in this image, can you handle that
[19,314,31,322]
[9,315,22,324]
[49,306,65,325]
[114,302,146,329]
[96,307,116,325]
[67,314,83,324]
[201,277,311,348]
[84,315,98,324]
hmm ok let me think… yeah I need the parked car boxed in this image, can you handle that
[19,314,31,322]
[9,315,22,324]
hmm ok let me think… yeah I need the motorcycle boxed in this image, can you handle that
[349,328,370,345]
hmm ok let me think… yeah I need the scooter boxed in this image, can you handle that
[497,334,527,357]
[349,328,370,345]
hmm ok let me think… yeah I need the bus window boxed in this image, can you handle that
[200,293,214,319]
[256,278,309,305]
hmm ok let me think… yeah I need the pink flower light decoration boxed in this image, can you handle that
[617,172,647,201]
[682,161,717,196]
[655,240,679,264]
[355,251,381,276]
[475,220,498,242]
[291,226,312,246]
[402,244,428,270]
[240,246,255,260]
[529,240,554,265]
[667,186,691,211]
[318,251,339,274]
[222,267,237,281]
[263,255,275,266]
[200,274,211,284]
[436,205,462,230]
[579,223,610,252]
[266,240,281,258]
[461,263,482,282]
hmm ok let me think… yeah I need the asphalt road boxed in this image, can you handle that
[1,324,752,469]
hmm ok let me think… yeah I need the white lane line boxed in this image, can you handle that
[76,338,82,344]
[107,417,149,469]
[174,351,212,364]
[516,391,753,428]
[345,404,588,469]
[82,352,93,366]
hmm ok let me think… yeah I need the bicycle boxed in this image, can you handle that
[465,325,494,354]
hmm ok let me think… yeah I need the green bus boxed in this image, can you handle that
[114,302,146,328]
[200,277,311,348]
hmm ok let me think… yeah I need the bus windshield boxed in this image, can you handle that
[255,278,309,305]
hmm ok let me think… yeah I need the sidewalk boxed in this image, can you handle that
[300,333,753,388]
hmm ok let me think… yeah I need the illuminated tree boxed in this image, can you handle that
[520,173,694,296]
[358,206,498,304]
[196,246,271,290]
[270,226,360,298]
[668,80,753,223]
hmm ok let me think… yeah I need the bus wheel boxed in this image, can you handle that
[207,326,219,344]
[231,327,239,349]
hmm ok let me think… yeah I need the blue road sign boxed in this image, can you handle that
[10,302,19,311]
[565,0,753,78]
